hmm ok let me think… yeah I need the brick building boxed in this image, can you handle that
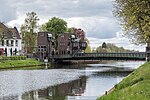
[57,32,87,55]
[36,32,55,60]
[37,29,87,60]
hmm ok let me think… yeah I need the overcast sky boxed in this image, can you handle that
[0,0,145,51]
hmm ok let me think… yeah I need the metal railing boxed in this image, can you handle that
[50,52,146,59]
[75,52,146,58]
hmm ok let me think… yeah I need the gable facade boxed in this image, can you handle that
[0,23,22,56]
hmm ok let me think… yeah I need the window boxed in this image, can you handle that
[68,42,70,46]
[44,46,46,51]
[6,40,9,46]
[38,46,41,51]
[60,42,65,46]
[11,40,14,46]
[38,45,46,52]
[1,40,4,46]
[73,42,78,47]
[40,46,44,51]
[82,43,86,47]
[52,42,54,45]
[15,40,18,46]
[64,51,65,54]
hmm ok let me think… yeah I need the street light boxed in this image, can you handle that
[71,35,75,55]
[47,33,52,59]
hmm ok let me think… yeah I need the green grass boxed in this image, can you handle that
[97,62,150,100]
[0,58,44,70]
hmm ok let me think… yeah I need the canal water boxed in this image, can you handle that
[0,61,144,100]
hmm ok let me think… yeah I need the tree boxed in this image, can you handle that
[39,24,47,32]
[20,12,39,53]
[113,0,150,45]
[84,38,92,53]
[96,43,135,53]
[102,42,107,48]
[41,17,67,49]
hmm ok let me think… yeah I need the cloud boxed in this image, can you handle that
[11,0,113,18]
[3,0,144,51]
[66,17,120,39]
[6,0,119,39]
[0,0,17,23]
[87,32,146,52]
[4,0,111,17]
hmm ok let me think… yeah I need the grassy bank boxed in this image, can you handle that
[0,58,44,70]
[98,62,150,100]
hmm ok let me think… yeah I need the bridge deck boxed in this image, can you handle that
[50,52,146,61]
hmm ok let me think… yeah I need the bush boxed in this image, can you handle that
[1,56,26,60]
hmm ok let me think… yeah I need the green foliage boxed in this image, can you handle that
[84,38,92,53]
[113,0,150,44]
[98,62,150,100]
[67,28,74,33]
[0,58,43,69]
[95,43,136,53]
[0,56,26,60]
[39,23,47,32]
[46,17,67,33]
[40,17,67,49]
[20,12,39,53]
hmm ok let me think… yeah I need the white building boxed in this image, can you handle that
[0,23,22,56]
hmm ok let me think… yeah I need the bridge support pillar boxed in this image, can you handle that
[146,43,150,62]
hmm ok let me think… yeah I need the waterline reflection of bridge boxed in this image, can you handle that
[50,52,146,62]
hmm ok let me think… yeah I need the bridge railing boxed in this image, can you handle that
[75,52,146,58]
[50,52,146,60]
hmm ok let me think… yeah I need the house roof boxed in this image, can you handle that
[0,23,21,39]
[0,23,13,39]
[9,27,21,39]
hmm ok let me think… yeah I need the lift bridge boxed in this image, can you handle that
[49,52,146,63]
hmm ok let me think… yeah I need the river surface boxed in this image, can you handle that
[0,61,144,100]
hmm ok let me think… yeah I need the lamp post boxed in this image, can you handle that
[47,33,52,61]
[71,35,75,55]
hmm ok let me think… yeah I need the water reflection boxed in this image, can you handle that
[1,76,86,100]
[0,71,128,100]
[0,61,144,100]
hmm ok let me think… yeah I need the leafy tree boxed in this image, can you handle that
[41,17,67,49]
[84,38,92,53]
[113,0,150,45]
[96,43,136,53]
[39,24,47,32]
[20,12,39,53]
[67,28,74,33]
